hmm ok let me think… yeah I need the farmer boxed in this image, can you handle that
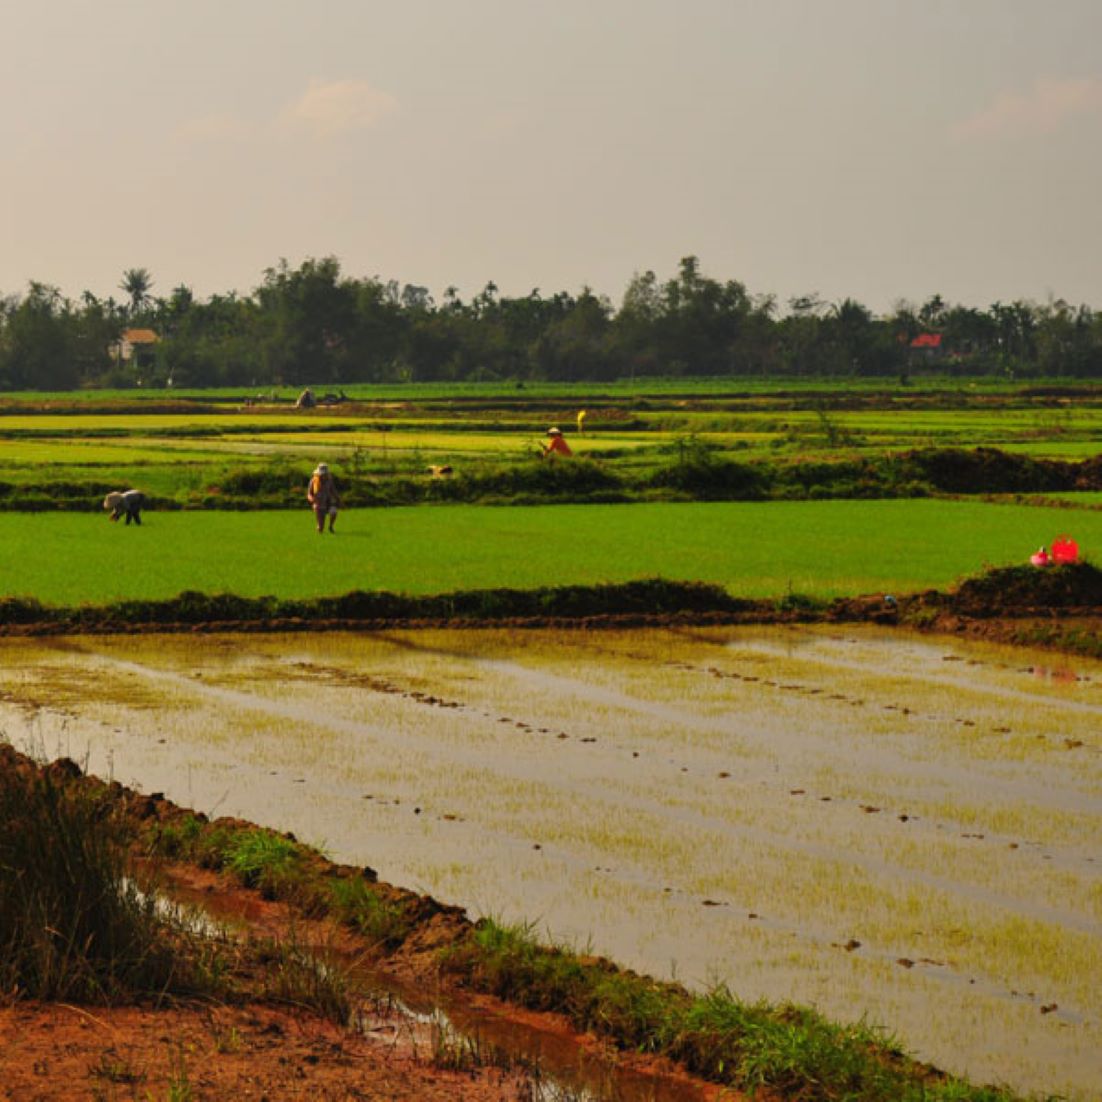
[307,462,341,534]
[1030,546,1051,568]
[103,490,145,525]
[541,427,573,459]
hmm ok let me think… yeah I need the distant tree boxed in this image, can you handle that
[0,282,82,389]
[119,268,154,319]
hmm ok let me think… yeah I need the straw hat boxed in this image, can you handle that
[546,427,562,436]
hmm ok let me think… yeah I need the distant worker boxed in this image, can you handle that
[307,462,341,534]
[1029,546,1051,568]
[577,409,587,433]
[541,427,573,459]
[103,490,145,526]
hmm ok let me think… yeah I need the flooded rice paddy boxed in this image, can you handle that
[1,626,1099,1099]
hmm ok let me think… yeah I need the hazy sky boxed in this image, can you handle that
[3,0,1101,313]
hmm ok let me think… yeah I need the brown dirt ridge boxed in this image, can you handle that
[1,565,1099,657]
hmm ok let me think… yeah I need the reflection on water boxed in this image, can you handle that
[1,626,1100,1100]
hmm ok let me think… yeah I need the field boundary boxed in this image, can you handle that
[1,567,1099,656]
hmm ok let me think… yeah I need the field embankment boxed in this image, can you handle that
[5,445,1102,511]
[2,564,1100,657]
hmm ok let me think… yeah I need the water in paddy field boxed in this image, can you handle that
[1,626,1100,1100]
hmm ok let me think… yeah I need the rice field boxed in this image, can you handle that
[1,498,1100,606]
[1,625,1098,1099]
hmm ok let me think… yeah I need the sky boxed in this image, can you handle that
[3,0,1101,315]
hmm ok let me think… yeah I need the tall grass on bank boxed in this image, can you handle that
[0,762,196,1002]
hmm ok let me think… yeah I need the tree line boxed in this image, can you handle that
[2,256,1100,390]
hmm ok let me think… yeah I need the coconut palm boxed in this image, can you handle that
[119,268,154,318]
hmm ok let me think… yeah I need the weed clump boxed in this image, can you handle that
[0,754,207,1002]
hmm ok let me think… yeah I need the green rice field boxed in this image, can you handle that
[2,498,1098,606]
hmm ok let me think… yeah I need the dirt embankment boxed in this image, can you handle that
[1,567,1099,656]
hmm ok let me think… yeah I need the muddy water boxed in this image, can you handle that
[1,626,1100,1099]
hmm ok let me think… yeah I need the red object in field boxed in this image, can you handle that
[1030,548,1051,567]
[1051,536,1079,564]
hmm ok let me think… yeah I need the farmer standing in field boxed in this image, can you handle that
[307,462,341,534]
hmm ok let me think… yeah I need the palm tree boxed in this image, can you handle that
[119,268,154,318]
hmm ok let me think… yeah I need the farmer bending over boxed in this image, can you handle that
[103,490,145,525]
[307,462,341,533]
[541,427,573,459]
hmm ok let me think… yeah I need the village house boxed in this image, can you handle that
[109,328,160,369]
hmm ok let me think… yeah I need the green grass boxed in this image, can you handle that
[1,499,1098,606]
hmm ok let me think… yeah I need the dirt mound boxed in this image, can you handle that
[944,562,1102,616]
